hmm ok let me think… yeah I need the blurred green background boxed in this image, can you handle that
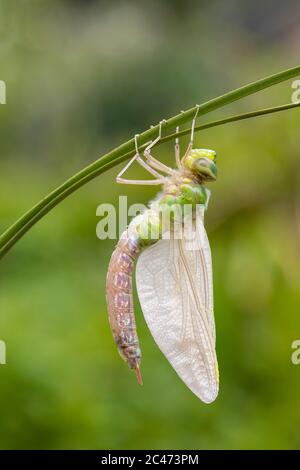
[0,0,300,450]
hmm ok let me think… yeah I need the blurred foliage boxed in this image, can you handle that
[0,0,300,450]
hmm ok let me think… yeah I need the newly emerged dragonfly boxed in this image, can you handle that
[106,107,219,403]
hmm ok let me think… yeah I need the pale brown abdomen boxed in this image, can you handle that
[106,231,142,372]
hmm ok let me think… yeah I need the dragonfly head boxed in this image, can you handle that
[183,148,217,181]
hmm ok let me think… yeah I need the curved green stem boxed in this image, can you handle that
[1,65,300,259]
[161,101,300,142]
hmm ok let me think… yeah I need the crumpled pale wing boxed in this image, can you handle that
[136,209,219,403]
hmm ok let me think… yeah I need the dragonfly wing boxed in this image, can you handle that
[136,210,219,403]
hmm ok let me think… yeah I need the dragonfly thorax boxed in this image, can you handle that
[126,150,217,247]
[160,177,208,210]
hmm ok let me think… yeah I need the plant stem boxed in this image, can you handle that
[161,101,300,142]
[1,66,300,258]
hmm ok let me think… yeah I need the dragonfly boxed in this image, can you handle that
[106,106,219,403]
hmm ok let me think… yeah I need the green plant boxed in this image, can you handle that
[0,66,300,259]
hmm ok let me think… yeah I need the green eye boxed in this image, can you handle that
[192,157,218,181]
[182,148,217,176]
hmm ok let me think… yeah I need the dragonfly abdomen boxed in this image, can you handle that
[106,230,143,382]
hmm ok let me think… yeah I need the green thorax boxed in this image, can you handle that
[160,179,208,208]
[135,149,218,246]
[136,179,209,247]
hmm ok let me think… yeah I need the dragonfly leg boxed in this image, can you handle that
[144,121,175,176]
[135,154,164,179]
[175,126,183,170]
[116,177,163,185]
[181,104,200,162]
[116,134,165,185]
[145,151,174,175]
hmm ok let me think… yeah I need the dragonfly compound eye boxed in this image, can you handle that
[183,148,217,181]
[192,157,218,181]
